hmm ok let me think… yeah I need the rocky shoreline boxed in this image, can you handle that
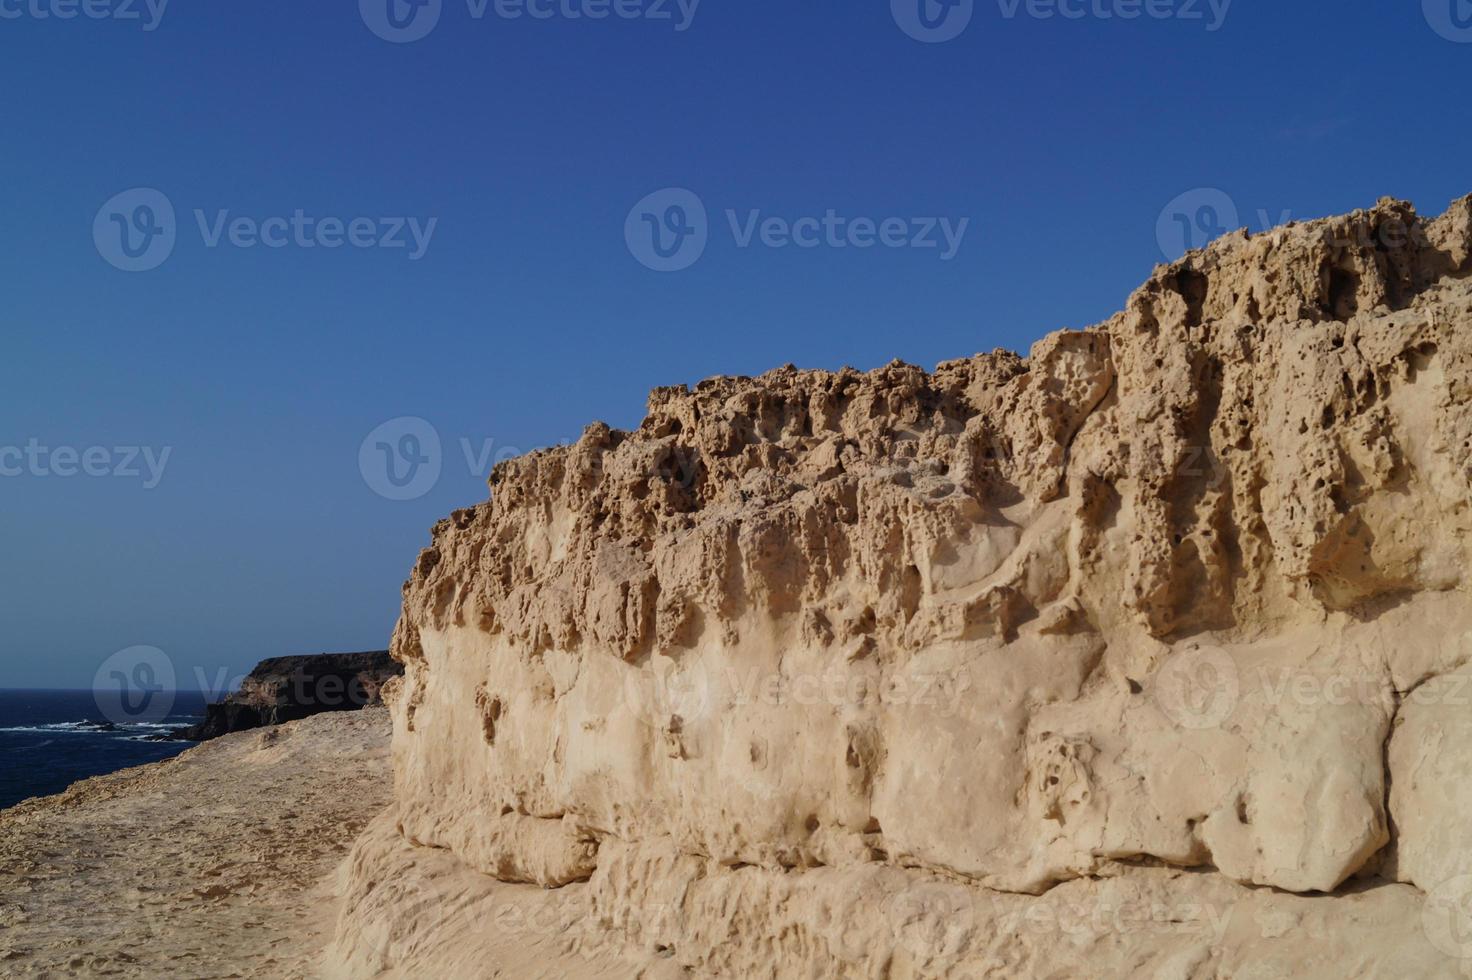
[163,652,402,742]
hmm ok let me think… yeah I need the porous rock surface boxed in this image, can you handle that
[336,196,1472,977]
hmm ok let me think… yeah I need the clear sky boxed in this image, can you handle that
[3,1,1470,689]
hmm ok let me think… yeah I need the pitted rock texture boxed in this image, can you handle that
[342,196,1472,977]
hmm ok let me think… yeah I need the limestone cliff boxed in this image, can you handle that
[337,195,1472,978]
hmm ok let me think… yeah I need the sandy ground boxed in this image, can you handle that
[0,709,392,979]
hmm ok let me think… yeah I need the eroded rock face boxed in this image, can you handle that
[347,196,1472,975]
[170,652,401,742]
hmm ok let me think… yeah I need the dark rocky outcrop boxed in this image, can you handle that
[167,652,401,742]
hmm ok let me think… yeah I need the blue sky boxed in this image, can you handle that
[3,0,1470,689]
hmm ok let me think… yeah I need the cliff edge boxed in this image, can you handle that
[336,195,1472,978]
[169,652,401,742]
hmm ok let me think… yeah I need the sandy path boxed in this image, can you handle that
[0,709,392,979]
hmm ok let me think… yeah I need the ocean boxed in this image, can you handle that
[0,690,209,811]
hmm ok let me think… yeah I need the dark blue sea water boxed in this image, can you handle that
[0,690,208,811]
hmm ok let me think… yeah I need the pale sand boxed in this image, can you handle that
[0,710,392,979]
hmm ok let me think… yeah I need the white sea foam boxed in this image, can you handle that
[0,717,199,736]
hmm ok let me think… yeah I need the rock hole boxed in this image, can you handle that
[1327,267,1360,319]
[1176,269,1209,329]
[475,690,504,746]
